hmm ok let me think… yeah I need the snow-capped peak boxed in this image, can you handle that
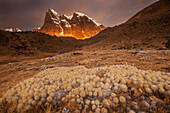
[5,28,21,32]
[38,9,105,39]
[74,12,101,26]
[48,8,60,18]
[33,27,41,30]
[5,28,13,32]
[47,9,102,26]
[64,14,73,20]
[75,12,86,17]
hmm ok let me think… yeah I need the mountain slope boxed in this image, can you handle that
[83,0,170,50]
[0,30,84,55]
[37,9,105,39]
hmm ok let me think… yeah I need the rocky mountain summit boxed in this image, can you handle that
[36,9,105,39]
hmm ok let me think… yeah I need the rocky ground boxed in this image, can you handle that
[0,50,169,113]
[0,50,169,98]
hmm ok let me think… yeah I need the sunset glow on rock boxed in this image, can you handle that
[35,9,105,39]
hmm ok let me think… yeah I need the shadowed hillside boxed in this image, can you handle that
[83,0,170,50]
[0,30,84,55]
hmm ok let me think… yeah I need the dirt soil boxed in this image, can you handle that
[0,50,169,97]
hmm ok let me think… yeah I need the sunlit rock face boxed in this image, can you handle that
[37,9,105,39]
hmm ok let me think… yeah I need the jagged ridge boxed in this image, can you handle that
[37,9,105,39]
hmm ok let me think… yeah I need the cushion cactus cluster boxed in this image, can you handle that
[0,65,169,112]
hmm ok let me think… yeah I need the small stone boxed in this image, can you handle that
[113,97,119,104]
[111,93,116,97]
[159,88,165,94]
[131,101,137,106]
[119,96,126,103]
[142,100,150,108]
[126,96,132,100]
[26,105,32,110]
[92,105,96,111]
[126,107,131,112]
[17,103,24,110]
[74,110,80,113]
[47,96,53,103]
[80,91,86,97]
[128,110,136,113]
[150,85,158,92]
[101,108,108,113]
[93,92,98,97]
[31,100,36,106]
[85,100,90,105]
[89,91,93,96]
[120,84,128,92]
[98,91,103,97]
[145,88,152,94]
[132,105,139,110]
[70,98,75,103]
[150,101,157,108]
[140,96,145,100]
[95,100,100,105]
[95,108,101,113]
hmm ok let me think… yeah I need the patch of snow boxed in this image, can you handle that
[53,21,59,25]
[48,9,102,27]
[61,19,67,22]
[65,24,71,27]
[64,14,73,20]
[61,19,71,27]
[35,27,41,30]
[51,18,59,21]
[5,28,21,32]
[49,8,60,18]
[75,12,86,17]
[5,28,13,32]
[90,18,101,26]
[15,28,21,32]
[75,12,101,26]
[32,27,40,31]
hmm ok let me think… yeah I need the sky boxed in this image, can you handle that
[0,0,158,30]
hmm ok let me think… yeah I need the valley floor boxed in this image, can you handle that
[0,50,169,97]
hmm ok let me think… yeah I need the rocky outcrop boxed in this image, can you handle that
[37,9,105,39]
[4,28,21,32]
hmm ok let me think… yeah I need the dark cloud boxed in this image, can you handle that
[0,0,158,30]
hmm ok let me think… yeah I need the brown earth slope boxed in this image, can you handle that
[83,0,170,51]
[0,30,84,56]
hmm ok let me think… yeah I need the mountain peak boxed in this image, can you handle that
[73,12,101,26]
[38,9,105,39]
[74,12,86,17]
[63,14,73,20]
[4,28,21,32]
[47,8,60,18]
